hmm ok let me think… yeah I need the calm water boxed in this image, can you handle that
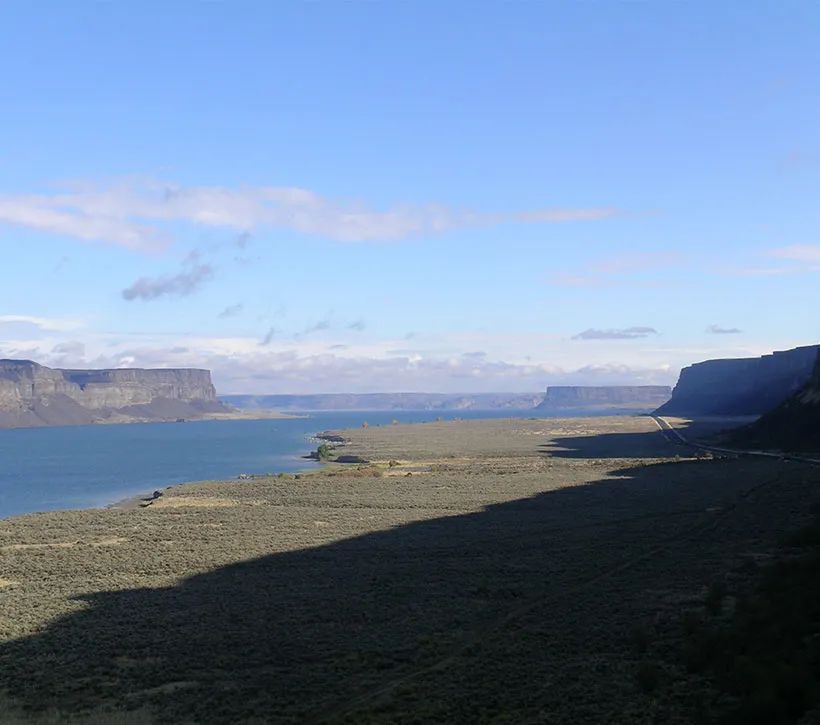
[0,409,549,519]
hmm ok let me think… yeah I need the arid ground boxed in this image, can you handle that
[0,415,817,723]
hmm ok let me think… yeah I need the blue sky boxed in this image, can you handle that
[1,2,819,393]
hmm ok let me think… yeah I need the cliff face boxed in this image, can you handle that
[656,344,820,417]
[63,368,217,409]
[728,352,820,452]
[537,386,671,409]
[0,360,224,428]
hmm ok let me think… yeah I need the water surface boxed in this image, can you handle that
[0,409,549,519]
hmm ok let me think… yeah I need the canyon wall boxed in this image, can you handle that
[656,344,820,417]
[728,351,820,452]
[0,359,224,428]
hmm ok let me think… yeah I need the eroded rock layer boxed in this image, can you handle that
[656,344,820,417]
[0,359,225,428]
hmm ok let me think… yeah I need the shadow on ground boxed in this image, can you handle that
[541,416,693,459]
[0,430,813,723]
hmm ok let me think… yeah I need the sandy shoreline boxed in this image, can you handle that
[1,414,817,723]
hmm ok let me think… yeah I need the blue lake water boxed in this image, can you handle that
[0,409,554,519]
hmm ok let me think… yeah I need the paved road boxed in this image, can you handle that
[650,415,820,466]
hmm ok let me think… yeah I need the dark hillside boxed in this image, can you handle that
[728,352,820,453]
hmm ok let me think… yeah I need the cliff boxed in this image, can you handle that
[727,352,820,452]
[655,344,820,417]
[0,360,226,428]
[536,386,671,410]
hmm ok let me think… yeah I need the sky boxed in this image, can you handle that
[1,2,819,394]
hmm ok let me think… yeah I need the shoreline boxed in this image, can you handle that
[0,408,303,432]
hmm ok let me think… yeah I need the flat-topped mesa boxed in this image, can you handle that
[536,385,672,410]
[0,359,224,428]
[656,344,820,417]
[63,368,217,409]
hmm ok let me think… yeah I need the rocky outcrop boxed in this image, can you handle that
[0,360,226,428]
[656,344,820,417]
[536,386,672,410]
[728,351,820,452]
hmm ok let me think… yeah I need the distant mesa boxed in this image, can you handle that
[0,359,228,429]
[655,344,820,417]
[223,388,674,414]
[535,386,672,412]
[221,392,545,412]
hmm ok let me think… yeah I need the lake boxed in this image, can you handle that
[0,409,556,519]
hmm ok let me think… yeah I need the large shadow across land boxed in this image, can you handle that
[0,422,808,723]
[542,416,693,459]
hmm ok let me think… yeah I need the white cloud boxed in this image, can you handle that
[0,314,85,332]
[549,251,680,288]
[0,195,166,252]
[0,178,620,250]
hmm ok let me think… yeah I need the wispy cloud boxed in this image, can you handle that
[122,261,214,301]
[550,251,680,288]
[259,327,277,346]
[724,245,820,277]
[769,244,820,263]
[573,326,658,340]
[304,318,332,334]
[0,178,621,250]
[706,324,742,334]
[218,303,244,318]
[347,319,366,332]
[0,314,85,332]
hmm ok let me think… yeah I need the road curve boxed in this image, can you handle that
[650,415,820,466]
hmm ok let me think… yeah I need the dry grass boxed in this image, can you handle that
[0,415,817,723]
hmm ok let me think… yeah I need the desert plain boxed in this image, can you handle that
[0,415,817,723]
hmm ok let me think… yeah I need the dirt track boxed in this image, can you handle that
[0,416,817,723]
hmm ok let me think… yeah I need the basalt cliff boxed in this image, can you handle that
[535,386,672,411]
[0,360,228,428]
[727,351,820,453]
[655,344,820,417]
